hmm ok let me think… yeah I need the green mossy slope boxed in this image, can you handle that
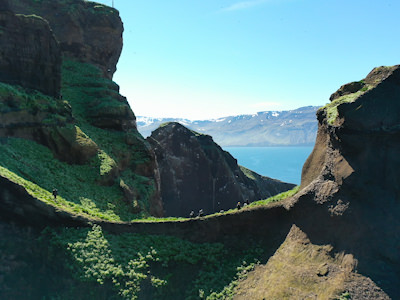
[0,58,158,221]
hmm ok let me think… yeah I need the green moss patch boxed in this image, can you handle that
[249,185,300,207]
[61,58,157,218]
[0,82,70,124]
[321,85,372,125]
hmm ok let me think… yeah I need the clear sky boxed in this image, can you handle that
[94,0,400,120]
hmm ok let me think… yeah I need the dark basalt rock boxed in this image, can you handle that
[148,122,295,217]
[0,11,61,97]
[297,64,400,298]
[8,0,123,79]
[329,81,365,101]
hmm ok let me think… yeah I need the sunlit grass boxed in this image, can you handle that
[249,185,300,207]
[47,224,265,299]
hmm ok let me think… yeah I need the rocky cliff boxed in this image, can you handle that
[0,10,61,97]
[8,0,123,79]
[148,122,295,217]
[290,65,400,297]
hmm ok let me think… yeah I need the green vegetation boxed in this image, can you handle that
[15,13,46,22]
[0,58,157,221]
[249,185,300,207]
[321,85,372,125]
[98,150,117,176]
[61,58,120,120]
[240,166,257,180]
[88,3,118,15]
[337,291,351,300]
[0,81,70,125]
[0,138,136,221]
[46,225,264,300]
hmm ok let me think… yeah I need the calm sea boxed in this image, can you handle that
[223,146,314,185]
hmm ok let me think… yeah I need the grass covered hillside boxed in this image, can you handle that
[0,58,160,222]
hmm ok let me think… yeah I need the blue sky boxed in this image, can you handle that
[95,0,400,120]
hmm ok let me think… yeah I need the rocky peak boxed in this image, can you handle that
[148,122,295,217]
[8,0,123,79]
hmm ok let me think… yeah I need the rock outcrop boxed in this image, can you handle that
[293,64,400,297]
[8,0,123,79]
[0,11,61,97]
[148,122,295,217]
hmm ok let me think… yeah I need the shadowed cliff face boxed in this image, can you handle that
[295,65,400,297]
[147,122,295,217]
[0,11,61,97]
[8,0,123,79]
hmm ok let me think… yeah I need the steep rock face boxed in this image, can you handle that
[301,65,400,196]
[7,0,135,131]
[148,122,295,217]
[9,0,123,79]
[0,11,61,97]
[296,65,400,297]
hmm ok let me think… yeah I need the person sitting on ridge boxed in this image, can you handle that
[236,202,241,210]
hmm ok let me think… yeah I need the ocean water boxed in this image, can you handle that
[223,146,314,185]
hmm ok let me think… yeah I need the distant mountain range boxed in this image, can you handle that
[137,106,320,147]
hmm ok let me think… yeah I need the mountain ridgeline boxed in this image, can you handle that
[138,106,319,147]
[0,0,399,299]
